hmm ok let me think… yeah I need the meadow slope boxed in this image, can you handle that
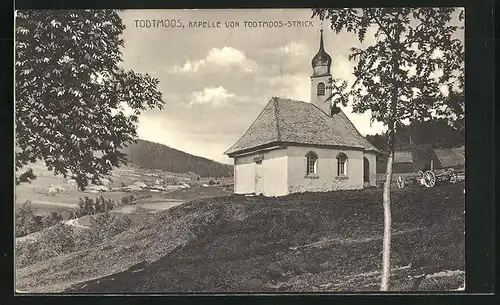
[16,183,465,292]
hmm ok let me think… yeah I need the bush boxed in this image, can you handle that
[121,196,130,205]
[96,196,107,213]
[120,195,136,205]
[41,223,76,256]
[16,240,41,269]
[16,224,76,269]
[15,202,67,238]
[17,213,134,268]
[75,196,117,218]
[83,197,95,214]
[42,211,63,227]
[15,201,43,237]
[105,198,115,211]
[80,212,133,246]
[75,197,95,217]
[16,211,134,269]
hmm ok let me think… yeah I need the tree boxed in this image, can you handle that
[15,200,42,237]
[365,133,387,151]
[15,10,165,190]
[312,8,464,290]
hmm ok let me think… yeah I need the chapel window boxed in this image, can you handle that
[337,153,348,176]
[317,82,325,96]
[306,151,318,175]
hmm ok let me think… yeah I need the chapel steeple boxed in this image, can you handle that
[311,29,332,77]
[311,28,333,115]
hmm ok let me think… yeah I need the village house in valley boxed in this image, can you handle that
[225,30,381,196]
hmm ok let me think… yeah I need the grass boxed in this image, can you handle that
[16,213,134,270]
[160,186,232,201]
[15,183,464,293]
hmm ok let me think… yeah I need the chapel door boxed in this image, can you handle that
[363,157,370,183]
[255,160,264,195]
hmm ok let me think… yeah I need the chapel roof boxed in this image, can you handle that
[224,97,380,156]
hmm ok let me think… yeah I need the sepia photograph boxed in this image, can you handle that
[14,8,466,293]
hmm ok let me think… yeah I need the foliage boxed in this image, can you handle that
[312,7,464,291]
[41,223,77,256]
[365,133,387,151]
[121,196,130,205]
[121,194,136,205]
[366,118,465,151]
[42,211,64,227]
[312,8,464,131]
[15,10,165,190]
[15,201,43,237]
[16,201,67,238]
[395,119,464,148]
[324,78,349,107]
[75,196,117,217]
[80,212,133,246]
[16,224,76,269]
[95,195,116,212]
[16,213,134,269]
[17,168,37,184]
[16,240,41,269]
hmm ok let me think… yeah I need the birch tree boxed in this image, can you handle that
[15,10,165,190]
[312,7,464,290]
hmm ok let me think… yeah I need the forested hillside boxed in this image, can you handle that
[121,139,233,178]
[365,119,465,151]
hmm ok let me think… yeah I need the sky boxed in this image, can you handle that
[118,9,462,165]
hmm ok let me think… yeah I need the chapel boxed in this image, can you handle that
[224,29,381,196]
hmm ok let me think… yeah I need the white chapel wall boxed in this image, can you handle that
[234,148,288,196]
[287,145,364,193]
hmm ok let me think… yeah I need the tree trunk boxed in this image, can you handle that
[380,22,401,288]
[380,131,394,291]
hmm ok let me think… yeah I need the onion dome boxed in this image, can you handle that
[311,29,332,72]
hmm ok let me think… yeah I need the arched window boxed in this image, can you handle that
[337,153,348,176]
[317,82,325,96]
[306,151,318,175]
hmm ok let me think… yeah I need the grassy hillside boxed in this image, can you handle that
[16,183,465,293]
[121,139,233,178]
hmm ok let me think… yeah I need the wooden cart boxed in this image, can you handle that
[396,165,465,188]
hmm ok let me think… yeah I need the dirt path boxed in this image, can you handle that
[64,219,90,229]
[16,231,43,243]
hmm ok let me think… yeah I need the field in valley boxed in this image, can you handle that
[15,161,232,221]
[15,182,465,293]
